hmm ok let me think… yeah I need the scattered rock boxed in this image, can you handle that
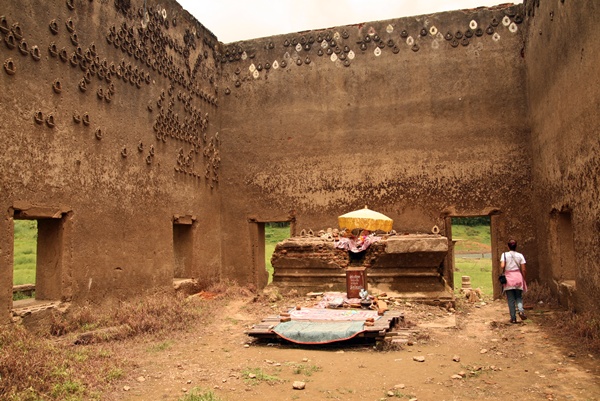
[243,344,250,348]
[387,391,395,397]
[393,384,406,389]
[136,376,145,382]
[302,357,309,362]
[451,374,463,379]
[480,349,488,354]
[292,381,306,390]
[248,373,256,379]
[413,356,425,362]
[123,386,131,392]
[452,355,460,362]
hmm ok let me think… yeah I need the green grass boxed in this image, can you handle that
[452,224,490,254]
[451,223,493,296]
[13,220,37,285]
[265,223,291,283]
[178,388,224,401]
[290,363,322,376]
[146,341,173,353]
[454,258,493,296]
[241,367,283,385]
[105,368,124,383]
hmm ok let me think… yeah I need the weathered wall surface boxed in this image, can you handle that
[11,0,598,321]
[0,0,222,323]
[524,0,600,311]
[218,5,536,289]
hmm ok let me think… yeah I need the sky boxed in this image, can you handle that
[176,0,522,43]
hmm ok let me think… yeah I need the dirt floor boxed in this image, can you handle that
[103,293,600,401]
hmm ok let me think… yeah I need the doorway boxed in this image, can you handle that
[249,218,293,289]
[11,215,65,304]
[264,222,291,284]
[449,216,493,297]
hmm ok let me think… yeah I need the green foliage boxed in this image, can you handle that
[178,388,224,401]
[13,220,37,286]
[265,223,290,283]
[13,290,35,301]
[451,216,490,226]
[265,223,290,242]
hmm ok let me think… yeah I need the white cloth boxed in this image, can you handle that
[500,251,526,271]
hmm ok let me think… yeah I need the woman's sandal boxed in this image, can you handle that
[519,312,527,321]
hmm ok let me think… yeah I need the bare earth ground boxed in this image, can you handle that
[103,296,600,401]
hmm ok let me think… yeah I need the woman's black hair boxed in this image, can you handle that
[508,239,517,250]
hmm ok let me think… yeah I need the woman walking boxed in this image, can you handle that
[501,239,527,323]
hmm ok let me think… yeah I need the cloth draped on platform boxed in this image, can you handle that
[273,321,366,344]
[335,235,380,253]
[289,307,379,321]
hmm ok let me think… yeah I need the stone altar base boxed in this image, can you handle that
[271,234,454,304]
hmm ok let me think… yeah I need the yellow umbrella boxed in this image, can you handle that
[338,206,393,232]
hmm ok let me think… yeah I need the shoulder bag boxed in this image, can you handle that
[498,252,507,284]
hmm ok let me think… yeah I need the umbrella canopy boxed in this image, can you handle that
[338,206,393,232]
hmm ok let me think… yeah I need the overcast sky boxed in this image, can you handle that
[176,0,521,43]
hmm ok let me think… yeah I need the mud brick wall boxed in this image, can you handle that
[219,4,536,290]
[524,1,600,311]
[0,0,223,322]
[271,237,350,291]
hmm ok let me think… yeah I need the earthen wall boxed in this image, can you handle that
[0,0,223,323]
[4,0,599,322]
[524,0,600,311]
[218,5,536,289]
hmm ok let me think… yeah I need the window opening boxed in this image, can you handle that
[13,220,37,301]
